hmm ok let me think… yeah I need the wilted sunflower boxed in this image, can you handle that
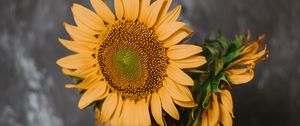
[225,33,268,85]
[201,33,268,126]
[56,0,207,125]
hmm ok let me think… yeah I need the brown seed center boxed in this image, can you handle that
[97,20,168,100]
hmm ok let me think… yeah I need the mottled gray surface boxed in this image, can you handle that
[0,0,299,126]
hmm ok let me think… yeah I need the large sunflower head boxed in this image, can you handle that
[57,0,206,125]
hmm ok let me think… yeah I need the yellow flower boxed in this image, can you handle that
[201,90,234,126]
[201,32,268,126]
[56,0,207,125]
[225,33,268,85]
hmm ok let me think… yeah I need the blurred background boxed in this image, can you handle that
[0,0,299,126]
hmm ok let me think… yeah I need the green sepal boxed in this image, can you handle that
[211,72,226,93]
[217,35,229,56]
[201,82,211,109]
[220,73,231,88]
[185,69,207,74]
[94,100,104,110]
[191,109,195,120]
[222,48,242,63]
[72,77,82,84]
[204,45,219,65]
[222,35,245,63]
[191,108,202,126]
[220,74,230,84]
[214,58,224,76]
[192,117,199,126]
[229,35,244,51]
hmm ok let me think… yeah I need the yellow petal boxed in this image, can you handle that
[173,100,197,108]
[96,86,109,100]
[56,54,96,69]
[156,22,185,41]
[155,5,181,30]
[158,87,179,120]
[78,82,108,109]
[207,93,220,126]
[145,0,166,28]
[64,23,98,43]
[74,16,101,35]
[59,38,93,54]
[114,0,124,20]
[163,28,191,48]
[138,0,151,23]
[101,92,118,122]
[226,69,254,85]
[156,0,172,21]
[167,44,203,60]
[136,98,151,126]
[65,75,101,89]
[226,68,250,75]
[201,112,208,126]
[175,83,193,100]
[220,103,233,126]
[240,42,259,56]
[70,66,99,79]
[74,41,97,49]
[169,55,207,69]
[245,45,268,62]
[95,107,102,123]
[122,99,137,126]
[123,0,139,21]
[62,68,74,76]
[166,64,194,86]
[164,78,191,102]
[221,90,234,117]
[228,45,268,68]
[151,92,164,126]
[71,3,106,31]
[111,95,123,126]
[91,0,115,24]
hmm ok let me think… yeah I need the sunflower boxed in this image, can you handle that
[200,33,268,126]
[56,0,206,125]
[225,33,268,85]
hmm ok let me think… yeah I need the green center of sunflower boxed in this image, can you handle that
[97,20,168,100]
[113,48,141,78]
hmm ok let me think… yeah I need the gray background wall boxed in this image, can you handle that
[0,0,299,126]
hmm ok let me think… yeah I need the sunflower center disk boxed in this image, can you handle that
[97,20,168,100]
[113,48,140,78]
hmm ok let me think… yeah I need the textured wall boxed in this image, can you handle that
[0,0,299,126]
